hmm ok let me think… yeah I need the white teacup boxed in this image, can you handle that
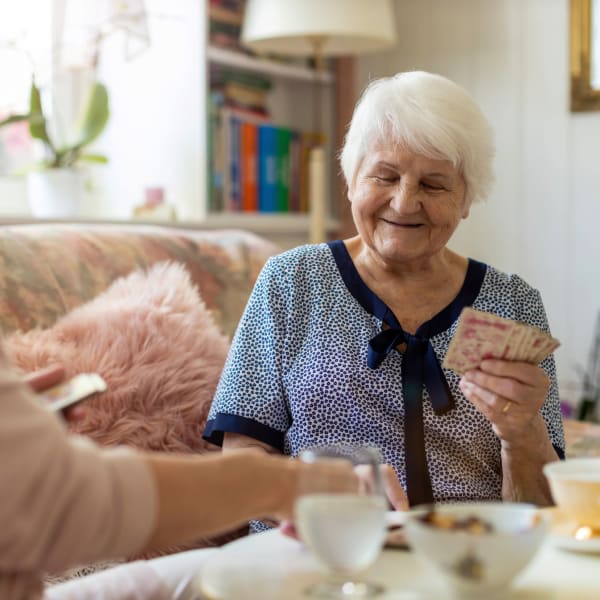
[544,457,600,529]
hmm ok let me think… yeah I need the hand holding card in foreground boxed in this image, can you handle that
[443,307,560,374]
[41,373,107,414]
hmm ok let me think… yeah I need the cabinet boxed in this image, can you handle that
[203,1,340,246]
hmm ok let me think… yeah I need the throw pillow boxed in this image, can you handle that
[4,261,229,454]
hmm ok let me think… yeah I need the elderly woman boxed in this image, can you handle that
[203,71,564,515]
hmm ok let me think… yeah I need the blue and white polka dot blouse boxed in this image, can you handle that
[204,241,565,511]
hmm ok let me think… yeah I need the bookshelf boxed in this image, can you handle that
[207,46,333,84]
[204,1,340,244]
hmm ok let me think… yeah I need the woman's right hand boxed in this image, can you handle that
[380,464,409,511]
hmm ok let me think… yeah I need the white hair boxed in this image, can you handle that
[340,71,495,204]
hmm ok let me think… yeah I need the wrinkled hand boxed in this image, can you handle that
[459,359,550,444]
[380,464,409,511]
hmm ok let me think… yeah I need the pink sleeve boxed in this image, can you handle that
[0,349,158,575]
[44,561,169,600]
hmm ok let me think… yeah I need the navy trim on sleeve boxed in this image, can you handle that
[203,413,285,451]
[553,444,565,460]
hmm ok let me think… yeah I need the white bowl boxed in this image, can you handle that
[543,457,600,529]
[404,502,548,599]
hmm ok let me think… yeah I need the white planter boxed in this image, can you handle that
[27,169,85,218]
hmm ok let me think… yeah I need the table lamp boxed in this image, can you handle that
[241,0,397,244]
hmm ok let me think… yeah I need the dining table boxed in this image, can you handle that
[192,510,600,600]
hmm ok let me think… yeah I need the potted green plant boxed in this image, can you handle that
[0,78,109,217]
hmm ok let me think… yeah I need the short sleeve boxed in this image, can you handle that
[516,282,565,458]
[203,257,291,451]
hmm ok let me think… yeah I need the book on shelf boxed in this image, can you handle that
[208,0,246,51]
[288,131,301,212]
[209,21,242,52]
[211,68,272,115]
[210,109,325,215]
[275,127,292,213]
[207,55,327,217]
[208,3,243,27]
[228,115,241,211]
[240,120,258,212]
[208,91,224,212]
[257,124,278,213]
[209,99,270,212]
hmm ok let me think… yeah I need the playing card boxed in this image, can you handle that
[42,373,107,413]
[503,322,527,361]
[442,307,560,374]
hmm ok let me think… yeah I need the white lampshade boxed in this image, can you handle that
[241,0,397,57]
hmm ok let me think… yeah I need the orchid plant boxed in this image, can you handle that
[0,78,109,169]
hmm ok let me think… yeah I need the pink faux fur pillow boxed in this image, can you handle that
[4,261,229,455]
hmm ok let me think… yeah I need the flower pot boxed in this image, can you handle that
[27,169,85,218]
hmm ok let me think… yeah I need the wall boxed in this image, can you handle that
[94,0,205,221]
[355,0,600,403]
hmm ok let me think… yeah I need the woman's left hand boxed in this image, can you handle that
[459,359,550,444]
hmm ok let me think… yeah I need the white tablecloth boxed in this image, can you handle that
[198,528,600,600]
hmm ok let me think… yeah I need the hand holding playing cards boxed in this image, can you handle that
[443,308,560,374]
[446,307,559,444]
[459,359,550,443]
[444,308,560,505]
[25,365,85,422]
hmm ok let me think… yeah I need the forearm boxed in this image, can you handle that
[0,360,155,573]
[500,415,557,505]
[143,450,293,551]
[223,431,281,454]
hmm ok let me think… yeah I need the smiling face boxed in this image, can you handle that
[348,144,470,268]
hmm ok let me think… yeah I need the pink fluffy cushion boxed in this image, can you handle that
[4,261,229,455]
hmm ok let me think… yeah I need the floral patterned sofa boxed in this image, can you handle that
[0,222,278,340]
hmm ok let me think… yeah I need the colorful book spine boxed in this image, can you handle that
[276,127,292,213]
[209,90,225,212]
[240,121,258,212]
[229,115,241,211]
[288,131,301,212]
[258,124,278,213]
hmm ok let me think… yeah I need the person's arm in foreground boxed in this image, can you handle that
[0,350,357,583]
[224,433,409,516]
[144,449,356,550]
[24,366,348,554]
[459,359,557,505]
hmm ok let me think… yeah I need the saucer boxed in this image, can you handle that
[552,529,600,553]
[547,508,600,554]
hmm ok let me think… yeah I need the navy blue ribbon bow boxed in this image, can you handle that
[368,326,454,506]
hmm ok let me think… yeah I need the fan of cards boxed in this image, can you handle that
[442,307,560,375]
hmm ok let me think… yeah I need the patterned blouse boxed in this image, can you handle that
[204,241,565,512]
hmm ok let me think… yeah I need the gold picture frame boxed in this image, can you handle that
[570,0,600,111]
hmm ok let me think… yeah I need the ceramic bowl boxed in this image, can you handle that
[404,502,548,599]
[544,457,600,529]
